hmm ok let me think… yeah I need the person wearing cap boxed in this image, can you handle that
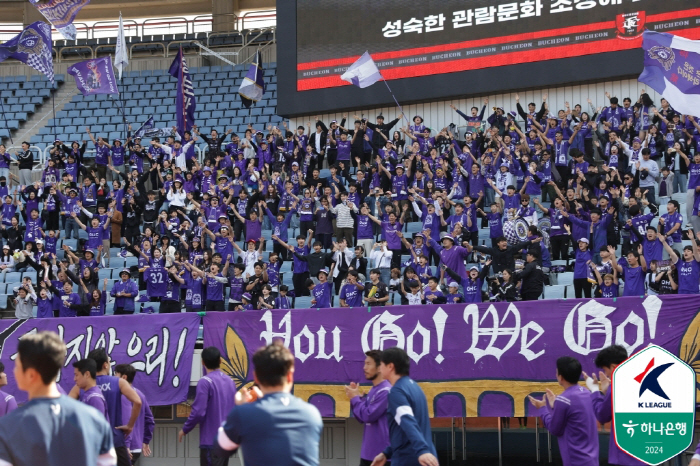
[110,269,139,315]
[515,249,545,301]
[444,281,464,304]
[307,268,332,308]
[240,293,255,311]
[425,229,471,279]
[566,226,593,299]
[444,260,492,304]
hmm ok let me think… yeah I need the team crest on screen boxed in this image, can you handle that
[616,11,646,40]
[648,46,675,71]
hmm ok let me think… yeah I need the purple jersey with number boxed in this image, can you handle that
[144,265,167,297]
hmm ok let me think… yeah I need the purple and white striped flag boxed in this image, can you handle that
[639,31,700,117]
[341,51,383,88]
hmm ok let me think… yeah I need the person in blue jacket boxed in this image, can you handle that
[372,347,438,466]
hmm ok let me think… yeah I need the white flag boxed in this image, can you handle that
[114,12,128,80]
[341,51,383,88]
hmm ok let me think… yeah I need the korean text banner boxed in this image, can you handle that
[0,313,200,405]
[296,0,700,91]
[203,296,700,418]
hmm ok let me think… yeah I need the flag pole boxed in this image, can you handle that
[382,79,410,127]
[51,81,57,142]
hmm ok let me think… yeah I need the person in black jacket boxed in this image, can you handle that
[120,195,142,246]
[365,114,402,150]
[308,120,328,171]
[472,236,539,274]
[15,141,33,186]
[516,249,545,301]
[194,127,231,162]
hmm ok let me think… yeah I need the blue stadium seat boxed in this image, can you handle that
[3,272,21,284]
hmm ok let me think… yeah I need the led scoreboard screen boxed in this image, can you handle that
[295,1,700,91]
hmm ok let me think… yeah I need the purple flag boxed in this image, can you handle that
[203,296,700,418]
[0,22,54,84]
[638,31,700,117]
[169,47,196,137]
[29,0,90,41]
[0,313,199,405]
[67,56,118,96]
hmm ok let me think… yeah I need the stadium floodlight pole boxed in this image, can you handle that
[382,79,411,127]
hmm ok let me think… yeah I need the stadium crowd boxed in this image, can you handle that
[3,88,700,318]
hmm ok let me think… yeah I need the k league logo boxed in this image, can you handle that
[612,345,695,465]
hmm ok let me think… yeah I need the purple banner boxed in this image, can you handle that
[0,313,199,405]
[29,0,90,41]
[203,296,700,418]
[169,48,196,137]
[67,56,118,95]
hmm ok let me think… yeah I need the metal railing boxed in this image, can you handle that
[142,17,189,36]
[0,12,277,44]
[240,10,277,30]
[91,19,140,39]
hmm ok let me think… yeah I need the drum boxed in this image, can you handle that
[503,218,530,245]
[538,217,551,233]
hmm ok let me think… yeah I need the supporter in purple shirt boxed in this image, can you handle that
[73,213,111,250]
[585,345,646,466]
[115,364,155,462]
[309,269,333,308]
[612,246,647,297]
[346,350,391,464]
[179,347,236,465]
[427,231,470,278]
[73,359,109,420]
[529,356,599,466]
[662,234,700,295]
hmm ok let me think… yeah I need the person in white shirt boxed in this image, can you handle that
[369,240,393,286]
[631,148,660,205]
[166,180,187,208]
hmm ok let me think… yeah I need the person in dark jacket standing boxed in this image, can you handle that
[372,347,438,466]
[15,141,33,186]
[472,236,539,274]
[516,249,545,301]
[194,127,231,162]
[366,114,402,149]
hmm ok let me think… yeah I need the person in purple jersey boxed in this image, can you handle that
[179,347,236,466]
[114,364,155,465]
[583,345,646,466]
[345,350,391,466]
[70,348,143,466]
[529,356,599,466]
[339,270,365,307]
[611,244,647,297]
[0,363,16,417]
[660,231,700,295]
[659,200,683,247]
[73,359,109,420]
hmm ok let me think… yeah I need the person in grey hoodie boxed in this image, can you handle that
[14,282,36,319]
